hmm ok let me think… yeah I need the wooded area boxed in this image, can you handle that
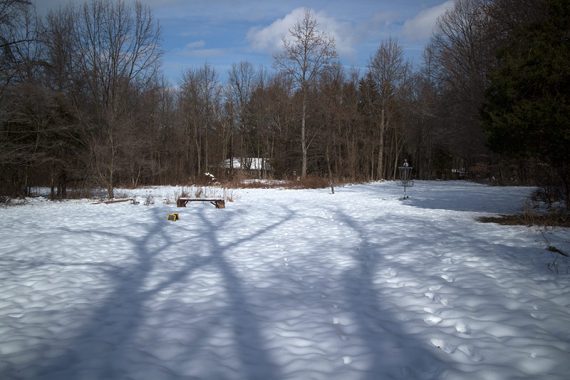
[1,0,568,207]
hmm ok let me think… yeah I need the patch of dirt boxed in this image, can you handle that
[478,213,570,227]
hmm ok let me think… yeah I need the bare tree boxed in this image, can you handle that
[0,0,45,195]
[368,38,410,180]
[179,64,221,178]
[0,1,32,55]
[43,6,76,93]
[245,72,295,179]
[0,0,33,96]
[72,0,161,198]
[428,0,492,164]
[317,63,346,192]
[226,61,258,172]
[274,9,336,178]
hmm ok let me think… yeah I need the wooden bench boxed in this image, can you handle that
[177,198,225,208]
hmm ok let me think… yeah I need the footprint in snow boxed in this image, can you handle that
[457,344,483,362]
[333,317,349,341]
[436,295,449,306]
[431,339,482,362]
[380,268,397,278]
[440,274,455,283]
[529,304,546,319]
[530,312,546,320]
[425,292,449,306]
[424,315,443,326]
[454,321,470,335]
[430,338,455,354]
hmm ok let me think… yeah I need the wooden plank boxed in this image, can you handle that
[102,198,135,204]
[211,200,225,208]
[177,198,224,201]
[177,198,225,208]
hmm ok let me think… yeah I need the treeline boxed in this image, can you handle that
[1,0,568,204]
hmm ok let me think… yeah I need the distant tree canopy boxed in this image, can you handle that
[482,0,570,203]
[0,0,568,207]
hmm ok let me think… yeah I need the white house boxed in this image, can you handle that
[221,157,273,176]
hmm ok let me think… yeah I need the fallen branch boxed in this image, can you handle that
[547,245,569,257]
[92,198,135,205]
[541,231,569,257]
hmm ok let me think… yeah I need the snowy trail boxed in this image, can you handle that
[1,181,569,379]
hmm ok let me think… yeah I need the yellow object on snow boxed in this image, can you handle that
[167,213,179,221]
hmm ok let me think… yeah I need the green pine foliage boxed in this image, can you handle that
[482,0,570,167]
[482,0,570,207]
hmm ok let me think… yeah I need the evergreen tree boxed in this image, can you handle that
[482,0,570,206]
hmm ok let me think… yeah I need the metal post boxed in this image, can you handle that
[398,161,414,200]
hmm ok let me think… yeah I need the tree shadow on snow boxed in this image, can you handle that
[28,206,292,380]
[335,209,445,379]
[403,184,533,214]
[185,207,295,379]
[29,207,182,379]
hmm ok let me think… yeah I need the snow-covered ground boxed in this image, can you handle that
[1,181,569,380]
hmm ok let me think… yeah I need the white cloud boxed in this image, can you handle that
[402,1,455,41]
[369,11,398,28]
[176,40,225,58]
[180,48,225,58]
[184,40,206,49]
[247,7,357,58]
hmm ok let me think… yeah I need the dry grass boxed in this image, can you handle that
[478,211,570,227]
[223,188,236,202]
[225,180,281,189]
[171,186,236,204]
[193,187,203,198]
[478,207,570,273]
[0,197,28,207]
[54,189,92,200]
[294,176,330,189]
[222,176,331,190]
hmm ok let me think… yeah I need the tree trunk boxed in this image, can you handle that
[377,107,385,180]
[107,132,115,199]
[107,163,114,199]
[301,92,308,178]
[326,144,334,194]
[195,127,201,175]
[370,151,375,180]
[50,163,56,199]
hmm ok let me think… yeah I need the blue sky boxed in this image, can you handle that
[34,0,454,85]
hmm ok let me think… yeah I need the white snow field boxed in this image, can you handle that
[1,181,569,380]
